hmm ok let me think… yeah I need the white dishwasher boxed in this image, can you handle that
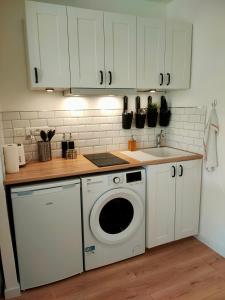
[11,179,83,290]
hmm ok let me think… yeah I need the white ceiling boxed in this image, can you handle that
[145,0,173,3]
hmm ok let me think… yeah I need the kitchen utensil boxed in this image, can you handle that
[159,96,171,127]
[47,129,55,142]
[40,130,47,142]
[136,96,141,114]
[148,95,152,107]
[123,96,128,114]
[122,96,133,129]
[135,96,146,128]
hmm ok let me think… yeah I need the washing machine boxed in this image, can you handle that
[81,168,145,271]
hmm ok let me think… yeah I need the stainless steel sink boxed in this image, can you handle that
[141,147,190,158]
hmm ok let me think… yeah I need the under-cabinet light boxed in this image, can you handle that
[45,88,54,93]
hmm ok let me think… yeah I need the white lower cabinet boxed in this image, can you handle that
[175,160,202,240]
[146,159,202,248]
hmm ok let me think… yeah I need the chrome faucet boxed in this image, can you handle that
[156,130,165,148]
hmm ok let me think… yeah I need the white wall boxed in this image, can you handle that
[38,0,166,17]
[167,0,225,256]
[0,0,166,112]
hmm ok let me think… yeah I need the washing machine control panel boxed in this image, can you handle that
[109,170,143,186]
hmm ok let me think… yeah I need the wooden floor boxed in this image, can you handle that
[7,238,225,300]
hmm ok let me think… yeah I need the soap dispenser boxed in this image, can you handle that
[128,135,136,151]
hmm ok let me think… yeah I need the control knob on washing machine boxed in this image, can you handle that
[113,177,120,184]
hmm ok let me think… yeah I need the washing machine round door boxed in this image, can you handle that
[90,188,144,245]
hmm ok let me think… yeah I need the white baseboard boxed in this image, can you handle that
[4,284,20,299]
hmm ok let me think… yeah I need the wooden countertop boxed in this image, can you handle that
[4,150,202,186]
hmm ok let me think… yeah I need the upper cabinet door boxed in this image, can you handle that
[175,160,202,240]
[25,1,70,89]
[68,8,105,88]
[137,17,166,89]
[164,21,192,90]
[104,12,137,88]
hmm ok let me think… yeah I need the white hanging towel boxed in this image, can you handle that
[203,107,219,171]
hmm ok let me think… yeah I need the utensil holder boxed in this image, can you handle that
[135,113,146,129]
[38,141,52,162]
[122,112,133,129]
[147,111,158,127]
[159,111,171,127]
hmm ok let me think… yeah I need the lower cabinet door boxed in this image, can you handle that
[146,163,176,248]
[175,160,202,240]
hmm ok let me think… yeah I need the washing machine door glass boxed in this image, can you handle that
[90,188,144,245]
[99,198,134,234]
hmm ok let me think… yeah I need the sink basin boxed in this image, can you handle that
[142,147,190,158]
[121,147,191,162]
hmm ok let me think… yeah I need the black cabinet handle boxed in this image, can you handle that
[179,165,183,177]
[172,166,176,178]
[100,70,103,85]
[167,73,171,86]
[108,71,112,85]
[160,73,163,86]
[34,67,38,84]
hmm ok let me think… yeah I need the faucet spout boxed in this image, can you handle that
[156,130,165,148]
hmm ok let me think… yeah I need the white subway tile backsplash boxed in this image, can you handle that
[166,107,206,154]
[3,112,20,121]
[79,147,93,154]
[106,144,120,152]
[20,112,38,119]
[55,111,71,118]
[3,129,13,138]
[3,121,12,129]
[30,119,48,127]
[4,137,13,144]
[99,137,113,145]
[190,115,201,123]
[195,123,205,131]
[183,122,195,130]
[1,106,206,159]
[63,118,78,126]
[93,145,107,153]
[71,110,84,117]
[13,128,26,137]
[12,120,30,128]
[48,118,64,126]
[38,111,55,119]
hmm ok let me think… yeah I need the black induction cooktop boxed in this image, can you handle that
[84,153,129,167]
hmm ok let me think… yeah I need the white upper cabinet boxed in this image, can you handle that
[165,21,192,89]
[67,9,136,89]
[67,8,105,88]
[137,17,166,90]
[25,1,70,89]
[137,18,192,90]
[25,1,192,90]
[175,160,202,240]
[104,12,137,88]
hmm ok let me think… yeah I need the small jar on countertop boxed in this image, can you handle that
[128,135,136,151]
